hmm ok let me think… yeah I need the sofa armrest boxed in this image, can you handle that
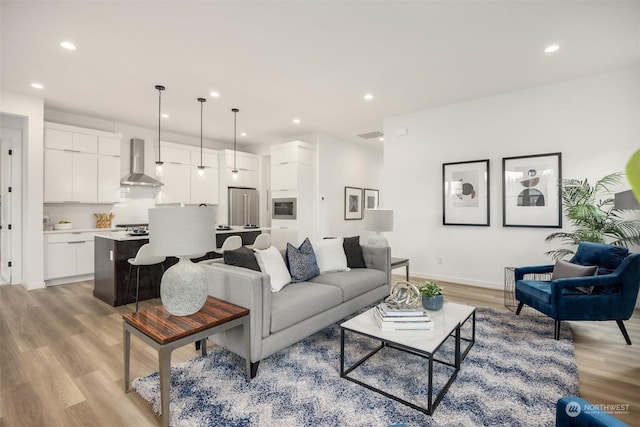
[361,245,391,290]
[201,261,272,362]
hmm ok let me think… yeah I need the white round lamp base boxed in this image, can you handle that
[160,256,208,316]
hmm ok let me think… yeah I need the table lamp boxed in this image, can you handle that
[364,208,393,247]
[148,206,215,316]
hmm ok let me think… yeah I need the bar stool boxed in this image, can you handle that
[125,243,166,311]
[214,235,242,255]
[248,233,271,250]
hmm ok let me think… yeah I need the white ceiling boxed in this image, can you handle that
[1,1,638,149]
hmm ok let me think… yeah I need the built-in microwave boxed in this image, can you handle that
[272,198,297,219]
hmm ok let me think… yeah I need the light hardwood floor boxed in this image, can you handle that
[0,277,638,426]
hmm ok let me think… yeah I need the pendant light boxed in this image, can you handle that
[197,97,206,179]
[155,85,165,176]
[231,108,239,180]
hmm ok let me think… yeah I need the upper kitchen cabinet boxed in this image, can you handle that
[155,141,220,205]
[223,149,259,188]
[44,122,121,203]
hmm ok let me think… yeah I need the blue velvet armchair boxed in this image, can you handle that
[514,242,640,344]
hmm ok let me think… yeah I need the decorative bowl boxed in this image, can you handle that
[53,222,73,230]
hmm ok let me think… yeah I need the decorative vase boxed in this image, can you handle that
[422,294,443,311]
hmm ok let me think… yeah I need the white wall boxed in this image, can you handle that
[317,134,384,240]
[384,68,640,289]
[0,89,45,290]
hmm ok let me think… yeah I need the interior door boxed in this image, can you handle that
[0,132,16,282]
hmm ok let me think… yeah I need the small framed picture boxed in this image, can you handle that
[502,152,562,228]
[442,159,490,226]
[344,186,363,220]
[364,188,379,209]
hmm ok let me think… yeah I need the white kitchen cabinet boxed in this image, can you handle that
[156,162,190,204]
[271,163,300,191]
[191,150,218,168]
[44,149,73,202]
[162,145,191,164]
[191,166,220,204]
[45,232,95,280]
[98,136,121,156]
[44,150,98,203]
[226,168,258,188]
[72,152,98,202]
[44,122,122,204]
[269,141,317,246]
[98,155,121,203]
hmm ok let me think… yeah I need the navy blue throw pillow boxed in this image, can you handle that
[286,238,320,282]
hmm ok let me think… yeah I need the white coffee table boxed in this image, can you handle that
[340,301,475,414]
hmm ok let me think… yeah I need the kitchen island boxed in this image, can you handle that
[93,227,269,307]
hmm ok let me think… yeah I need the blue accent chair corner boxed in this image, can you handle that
[514,242,640,344]
[556,397,629,427]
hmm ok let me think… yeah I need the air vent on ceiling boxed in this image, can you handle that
[357,131,384,139]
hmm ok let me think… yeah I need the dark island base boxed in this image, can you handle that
[94,230,260,307]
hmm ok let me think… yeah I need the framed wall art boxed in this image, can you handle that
[502,152,562,228]
[364,188,379,209]
[344,186,363,220]
[442,159,490,226]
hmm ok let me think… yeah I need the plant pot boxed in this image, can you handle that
[422,294,443,311]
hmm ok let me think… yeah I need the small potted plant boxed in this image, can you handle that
[418,281,444,311]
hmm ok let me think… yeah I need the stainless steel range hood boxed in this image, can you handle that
[120,138,163,187]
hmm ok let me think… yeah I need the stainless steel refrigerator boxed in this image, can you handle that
[228,187,259,226]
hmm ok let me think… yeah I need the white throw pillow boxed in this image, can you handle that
[312,238,350,273]
[254,246,291,292]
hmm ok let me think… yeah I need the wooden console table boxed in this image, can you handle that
[123,297,250,427]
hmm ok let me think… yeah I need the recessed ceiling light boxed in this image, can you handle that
[544,44,560,53]
[379,137,384,142]
[31,82,44,89]
[210,91,220,98]
[60,41,76,50]
[240,132,247,137]
[364,93,374,101]
[161,113,169,119]
[292,118,301,124]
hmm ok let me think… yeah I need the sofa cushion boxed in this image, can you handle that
[286,238,320,283]
[343,236,367,268]
[309,268,387,302]
[270,282,342,333]
[223,246,260,271]
[254,246,291,292]
[312,238,349,273]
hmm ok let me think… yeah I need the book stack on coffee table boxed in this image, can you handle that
[373,303,434,330]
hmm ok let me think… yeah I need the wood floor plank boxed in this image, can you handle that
[1,279,638,426]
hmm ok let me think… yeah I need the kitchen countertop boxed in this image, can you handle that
[94,226,270,242]
[45,228,118,234]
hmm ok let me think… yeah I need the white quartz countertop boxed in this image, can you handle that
[93,226,270,242]
[44,227,118,234]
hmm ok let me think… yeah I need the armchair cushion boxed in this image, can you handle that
[572,242,628,276]
[552,260,598,294]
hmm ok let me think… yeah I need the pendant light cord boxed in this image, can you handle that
[155,85,165,164]
[232,108,239,172]
[198,98,206,167]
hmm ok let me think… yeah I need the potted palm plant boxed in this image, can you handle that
[545,172,640,260]
[418,281,444,311]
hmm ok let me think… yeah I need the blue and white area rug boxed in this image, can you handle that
[132,308,578,426]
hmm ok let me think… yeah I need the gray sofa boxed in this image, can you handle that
[200,245,391,377]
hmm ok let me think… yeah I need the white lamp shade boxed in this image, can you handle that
[149,206,215,257]
[364,209,394,232]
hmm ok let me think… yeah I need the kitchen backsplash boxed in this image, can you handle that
[44,204,116,229]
